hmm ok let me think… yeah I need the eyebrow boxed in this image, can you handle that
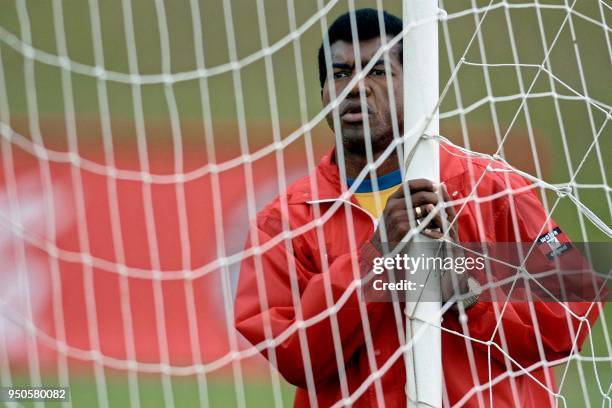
[332,63,352,70]
[368,59,386,67]
[331,59,386,70]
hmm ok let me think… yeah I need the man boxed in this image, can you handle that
[234,9,599,407]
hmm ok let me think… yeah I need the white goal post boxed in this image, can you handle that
[0,1,610,407]
[403,1,442,407]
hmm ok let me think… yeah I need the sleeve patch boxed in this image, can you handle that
[537,227,571,259]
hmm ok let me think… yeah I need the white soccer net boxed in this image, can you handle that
[0,0,609,407]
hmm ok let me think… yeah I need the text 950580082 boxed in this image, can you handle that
[0,387,70,402]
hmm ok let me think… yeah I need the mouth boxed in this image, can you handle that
[341,105,370,124]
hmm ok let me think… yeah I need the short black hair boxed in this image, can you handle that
[317,8,403,88]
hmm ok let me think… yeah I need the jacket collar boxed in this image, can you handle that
[289,143,467,205]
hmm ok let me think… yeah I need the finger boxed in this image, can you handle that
[421,228,443,239]
[412,202,445,232]
[426,206,446,231]
[387,201,441,231]
[407,178,437,194]
[389,178,436,199]
[413,203,434,219]
[410,191,440,207]
[384,191,437,213]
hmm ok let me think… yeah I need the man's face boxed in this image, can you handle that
[321,36,403,155]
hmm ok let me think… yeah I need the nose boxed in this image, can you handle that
[347,74,372,99]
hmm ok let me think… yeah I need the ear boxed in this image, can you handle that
[320,83,327,103]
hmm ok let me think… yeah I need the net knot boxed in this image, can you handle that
[94,66,107,80]
[89,350,102,362]
[437,8,448,20]
[23,45,35,60]
[555,185,572,198]
[162,74,173,85]
[59,56,70,69]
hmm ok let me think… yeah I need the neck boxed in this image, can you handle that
[338,145,400,179]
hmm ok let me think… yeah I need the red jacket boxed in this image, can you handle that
[234,144,599,407]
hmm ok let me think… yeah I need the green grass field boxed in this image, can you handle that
[5,307,612,407]
[7,374,294,407]
[6,337,612,408]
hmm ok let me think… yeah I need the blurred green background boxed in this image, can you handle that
[0,0,609,406]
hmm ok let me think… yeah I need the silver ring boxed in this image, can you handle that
[415,206,422,219]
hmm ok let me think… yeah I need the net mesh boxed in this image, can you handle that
[0,0,609,407]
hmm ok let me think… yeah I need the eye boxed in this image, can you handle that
[369,69,386,77]
[333,71,350,80]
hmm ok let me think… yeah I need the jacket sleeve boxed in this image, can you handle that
[446,175,602,369]
[234,207,385,388]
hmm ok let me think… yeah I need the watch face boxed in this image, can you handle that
[461,277,481,309]
[467,277,482,297]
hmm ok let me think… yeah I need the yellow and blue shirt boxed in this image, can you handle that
[346,169,403,219]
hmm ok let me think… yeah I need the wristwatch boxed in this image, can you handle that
[457,276,481,311]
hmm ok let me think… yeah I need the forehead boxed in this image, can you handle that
[329,36,400,65]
